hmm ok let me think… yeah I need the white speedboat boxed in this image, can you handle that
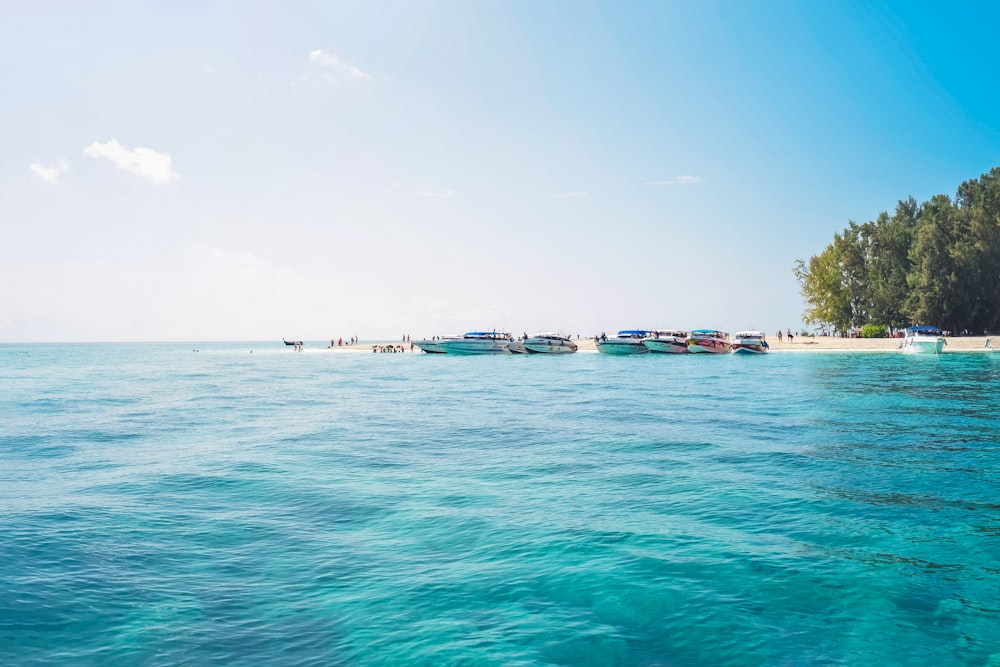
[523,333,578,354]
[596,330,651,354]
[732,330,769,354]
[413,336,461,353]
[900,326,946,354]
[507,338,527,354]
[687,330,732,354]
[643,330,689,354]
[435,331,514,354]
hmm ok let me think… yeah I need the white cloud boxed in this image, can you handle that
[83,139,179,185]
[308,48,372,81]
[28,159,70,184]
[554,191,588,199]
[645,175,703,186]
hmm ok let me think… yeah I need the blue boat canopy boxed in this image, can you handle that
[906,326,942,333]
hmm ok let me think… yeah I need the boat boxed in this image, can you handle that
[643,330,690,354]
[523,333,578,354]
[596,330,651,354]
[506,338,527,354]
[282,338,302,346]
[412,336,461,353]
[687,330,732,354]
[900,326,946,354]
[732,330,769,354]
[435,331,515,354]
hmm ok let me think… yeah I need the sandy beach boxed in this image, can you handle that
[341,335,995,353]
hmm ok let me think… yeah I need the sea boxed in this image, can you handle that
[2,342,999,666]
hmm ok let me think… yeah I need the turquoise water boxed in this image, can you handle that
[2,344,999,666]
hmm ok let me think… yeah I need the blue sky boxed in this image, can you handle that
[3,1,999,341]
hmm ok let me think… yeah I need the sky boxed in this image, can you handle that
[3,0,1000,342]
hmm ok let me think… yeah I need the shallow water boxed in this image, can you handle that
[2,344,999,665]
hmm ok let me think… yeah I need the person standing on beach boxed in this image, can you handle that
[787,329,793,343]
[777,330,782,343]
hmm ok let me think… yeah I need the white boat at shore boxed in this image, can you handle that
[506,338,527,354]
[523,333,578,354]
[900,326,946,354]
[687,329,732,354]
[732,330,769,354]
[413,335,461,353]
[643,330,689,354]
[435,331,515,355]
[596,330,651,355]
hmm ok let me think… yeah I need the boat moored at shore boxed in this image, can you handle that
[412,336,462,353]
[523,333,578,354]
[435,331,515,354]
[596,330,651,354]
[643,330,690,354]
[732,330,769,354]
[900,326,946,354]
[687,330,732,354]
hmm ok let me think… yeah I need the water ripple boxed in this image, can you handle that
[1,344,999,665]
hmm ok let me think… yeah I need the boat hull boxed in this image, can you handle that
[413,340,448,353]
[643,339,688,353]
[687,330,732,354]
[687,339,732,353]
[596,340,649,354]
[436,340,511,354]
[901,336,945,354]
[688,344,731,354]
[687,338,733,354]
[732,344,767,354]
[524,341,577,354]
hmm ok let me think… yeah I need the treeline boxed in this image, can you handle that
[794,167,1000,334]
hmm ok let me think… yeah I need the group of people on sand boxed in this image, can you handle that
[373,345,406,353]
[776,329,794,343]
[329,336,360,348]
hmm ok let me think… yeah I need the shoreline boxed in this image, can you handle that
[321,336,995,354]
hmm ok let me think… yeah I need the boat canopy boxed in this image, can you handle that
[905,326,942,334]
[690,329,728,336]
[616,330,650,336]
[735,330,764,337]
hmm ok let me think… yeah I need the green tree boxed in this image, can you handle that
[866,198,918,329]
[793,226,865,333]
[798,167,1000,334]
[906,194,960,330]
[955,167,1000,330]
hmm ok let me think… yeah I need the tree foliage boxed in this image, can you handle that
[795,167,1000,333]
[861,324,888,338]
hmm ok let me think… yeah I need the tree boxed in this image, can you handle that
[955,167,1000,330]
[866,198,918,329]
[798,167,1000,333]
[906,194,960,330]
[794,239,853,333]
